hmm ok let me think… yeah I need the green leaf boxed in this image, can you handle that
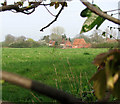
[80,4,105,34]
[55,3,59,9]
[64,2,67,7]
[90,69,106,100]
[102,32,106,37]
[110,35,113,38]
[50,2,67,9]
[50,2,55,6]
[80,8,91,17]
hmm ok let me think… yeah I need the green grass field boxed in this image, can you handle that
[2,47,108,102]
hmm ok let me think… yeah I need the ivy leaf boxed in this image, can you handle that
[110,35,113,38]
[90,69,107,100]
[102,32,106,37]
[80,4,105,34]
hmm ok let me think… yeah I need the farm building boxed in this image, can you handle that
[60,39,72,48]
[72,38,91,48]
[49,40,55,46]
[60,39,66,47]
[65,39,72,48]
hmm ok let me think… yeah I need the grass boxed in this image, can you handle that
[2,47,108,102]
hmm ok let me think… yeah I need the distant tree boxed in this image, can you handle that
[38,40,47,46]
[50,33,62,44]
[90,30,105,43]
[4,34,16,45]
[16,36,26,42]
[69,37,71,42]
[51,26,65,35]
[42,36,46,40]
[62,34,67,40]
[74,34,91,43]
[42,35,50,43]
[26,38,35,42]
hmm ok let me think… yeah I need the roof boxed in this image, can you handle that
[73,39,86,45]
[61,39,66,44]
[49,40,55,46]
[65,40,72,46]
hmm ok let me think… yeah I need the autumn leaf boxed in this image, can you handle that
[102,32,106,37]
[112,77,120,99]
[90,69,107,100]
[91,49,120,100]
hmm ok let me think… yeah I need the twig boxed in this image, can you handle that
[43,3,56,17]
[112,13,120,15]
[40,2,66,32]
[0,2,41,14]
[32,99,35,104]
[79,72,83,97]
[104,9,120,13]
[31,92,41,102]
[66,73,74,94]
[53,64,59,89]
[67,57,77,91]
[1,71,82,103]
[84,72,93,89]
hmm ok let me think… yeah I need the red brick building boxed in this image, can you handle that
[49,40,55,46]
[65,39,72,48]
[72,39,91,48]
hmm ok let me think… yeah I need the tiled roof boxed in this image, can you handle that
[49,40,55,46]
[65,40,72,46]
[73,39,86,45]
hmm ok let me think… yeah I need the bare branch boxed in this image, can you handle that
[44,4,56,17]
[104,9,120,13]
[80,0,120,25]
[0,2,41,14]
[40,2,66,32]
[1,71,82,103]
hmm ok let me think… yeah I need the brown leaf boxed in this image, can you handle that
[90,69,107,100]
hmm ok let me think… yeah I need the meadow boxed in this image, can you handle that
[2,47,108,102]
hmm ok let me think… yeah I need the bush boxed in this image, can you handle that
[91,42,119,48]
[8,41,40,48]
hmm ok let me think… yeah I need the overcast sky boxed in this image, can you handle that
[0,0,119,41]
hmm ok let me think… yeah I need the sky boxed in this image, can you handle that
[0,0,120,42]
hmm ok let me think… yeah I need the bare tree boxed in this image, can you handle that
[50,33,62,44]
[16,36,26,42]
[51,26,65,35]
[4,34,16,44]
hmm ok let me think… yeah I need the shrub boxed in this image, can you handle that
[8,41,40,48]
[91,42,119,48]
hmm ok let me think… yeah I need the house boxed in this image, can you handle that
[60,39,66,48]
[49,40,55,46]
[65,39,72,48]
[72,38,91,48]
[60,39,72,48]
